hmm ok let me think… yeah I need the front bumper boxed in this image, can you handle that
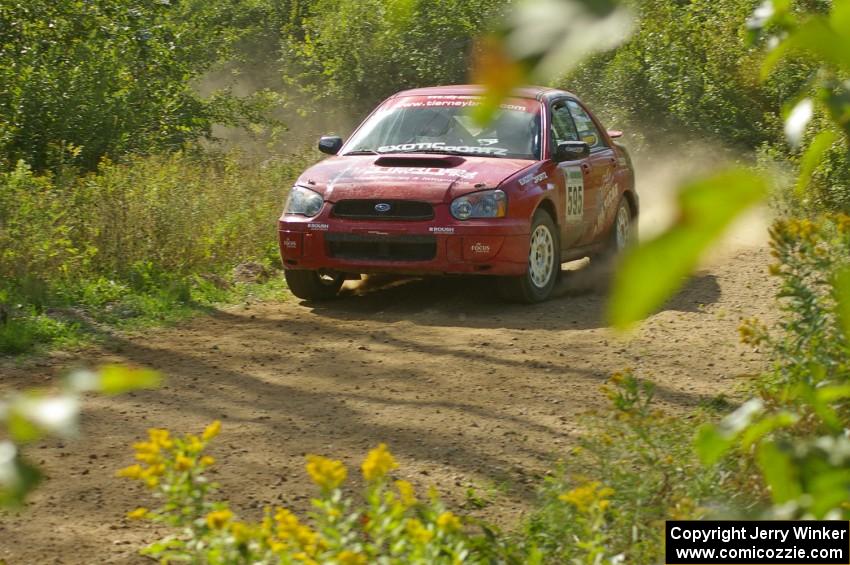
[278,212,530,277]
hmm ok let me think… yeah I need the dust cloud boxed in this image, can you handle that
[631,141,771,265]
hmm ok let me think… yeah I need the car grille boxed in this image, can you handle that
[326,233,436,262]
[331,199,434,221]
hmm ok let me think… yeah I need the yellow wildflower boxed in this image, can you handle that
[275,508,318,551]
[145,476,159,489]
[395,480,417,507]
[175,455,193,471]
[147,428,173,449]
[206,509,233,529]
[133,441,160,455]
[337,550,367,565]
[406,518,434,543]
[292,552,318,564]
[436,511,461,532]
[126,507,149,520]
[186,434,204,454]
[559,482,614,513]
[200,455,215,466]
[305,455,347,490]
[275,507,301,537]
[361,443,397,481]
[139,464,164,483]
[202,420,222,441]
[116,464,143,479]
[230,521,252,544]
[134,452,161,465]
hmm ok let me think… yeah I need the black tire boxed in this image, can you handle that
[498,208,560,303]
[284,269,344,301]
[592,197,635,263]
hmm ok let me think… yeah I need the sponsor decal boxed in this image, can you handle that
[283,239,297,249]
[307,223,329,231]
[562,166,584,222]
[591,169,620,236]
[392,96,534,113]
[429,226,455,234]
[519,171,548,187]
[352,165,480,181]
[377,142,508,157]
[470,242,491,254]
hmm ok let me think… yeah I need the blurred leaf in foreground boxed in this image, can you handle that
[1,365,162,507]
[608,169,768,329]
[67,364,161,395]
[0,443,42,508]
[834,266,850,344]
[472,0,633,123]
[795,130,838,196]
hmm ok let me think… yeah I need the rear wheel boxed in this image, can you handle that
[284,269,344,301]
[499,209,560,303]
[592,198,634,263]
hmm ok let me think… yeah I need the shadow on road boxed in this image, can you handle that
[304,259,722,330]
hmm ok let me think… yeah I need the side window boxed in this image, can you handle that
[566,100,606,149]
[550,102,579,147]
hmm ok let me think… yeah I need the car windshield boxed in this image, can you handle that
[343,95,542,160]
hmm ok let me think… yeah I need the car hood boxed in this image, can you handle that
[295,154,536,203]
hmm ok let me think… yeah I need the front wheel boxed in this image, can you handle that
[498,209,560,303]
[284,269,344,301]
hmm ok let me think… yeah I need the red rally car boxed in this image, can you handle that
[278,85,637,303]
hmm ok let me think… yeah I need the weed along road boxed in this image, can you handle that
[0,247,776,564]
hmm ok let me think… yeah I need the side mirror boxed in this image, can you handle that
[318,135,343,155]
[607,130,624,139]
[554,141,590,162]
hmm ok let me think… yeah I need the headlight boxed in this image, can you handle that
[450,189,507,220]
[284,185,324,217]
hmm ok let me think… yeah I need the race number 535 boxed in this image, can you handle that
[563,166,584,222]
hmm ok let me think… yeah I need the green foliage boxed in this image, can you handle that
[0,0,276,171]
[0,150,306,354]
[565,0,801,150]
[284,0,506,118]
[696,216,850,519]
[526,372,725,564]
[0,365,161,506]
[0,309,79,355]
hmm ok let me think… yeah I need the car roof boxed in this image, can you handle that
[390,84,580,102]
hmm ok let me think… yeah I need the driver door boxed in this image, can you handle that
[550,100,593,250]
[565,99,617,246]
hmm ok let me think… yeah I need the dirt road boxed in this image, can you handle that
[0,244,776,564]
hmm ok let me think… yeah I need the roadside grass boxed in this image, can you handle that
[0,147,309,356]
[0,274,289,356]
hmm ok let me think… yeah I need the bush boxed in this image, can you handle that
[561,0,813,152]
[698,215,850,519]
[282,0,507,118]
[526,373,730,564]
[119,424,504,564]
[0,0,274,171]
[0,150,310,354]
